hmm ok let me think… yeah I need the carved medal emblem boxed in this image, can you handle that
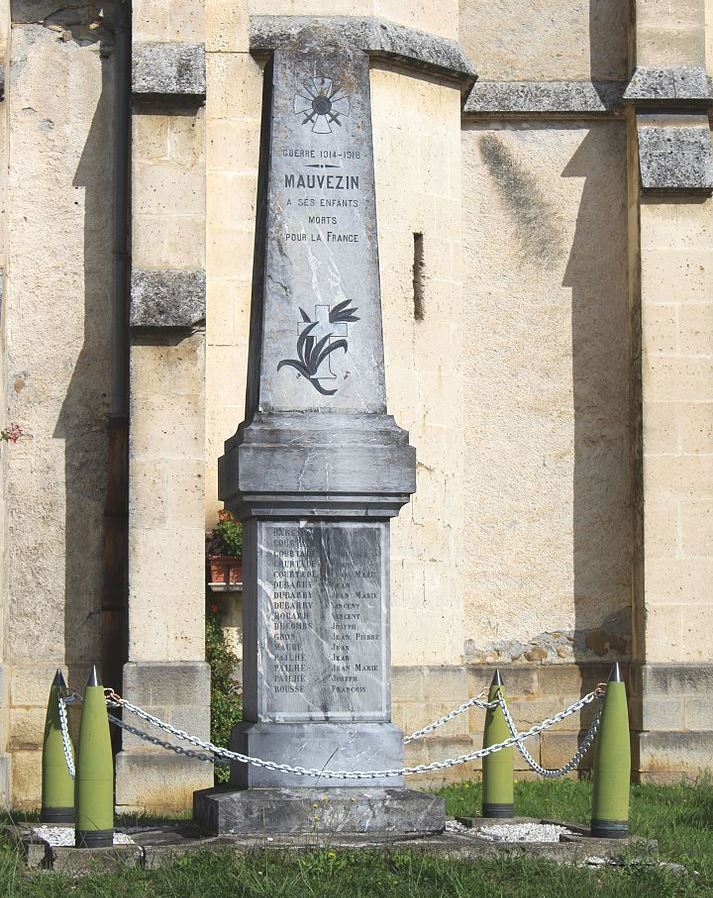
[294,77,351,134]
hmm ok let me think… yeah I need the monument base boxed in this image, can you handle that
[193,787,445,836]
[229,721,405,788]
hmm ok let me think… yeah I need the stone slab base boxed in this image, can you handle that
[193,787,445,835]
[230,721,405,788]
[8,822,656,872]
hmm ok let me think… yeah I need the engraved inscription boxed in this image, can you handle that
[262,523,386,720]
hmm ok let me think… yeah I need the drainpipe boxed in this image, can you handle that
[101,0,131,722]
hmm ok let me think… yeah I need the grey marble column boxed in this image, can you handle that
[195,27,443,834]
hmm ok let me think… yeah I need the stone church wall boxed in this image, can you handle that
[0,0,711,808]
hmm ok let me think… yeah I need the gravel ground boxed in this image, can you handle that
[32,826,135,847]
[446,820,572,843]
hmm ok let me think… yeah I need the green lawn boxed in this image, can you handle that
[0,779,710,898]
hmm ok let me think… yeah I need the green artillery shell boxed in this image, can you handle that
[482,669,514,818]
[41,670,75,824]
[75,667,114,848]
[591,663,631,839]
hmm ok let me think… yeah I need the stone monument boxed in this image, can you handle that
[194,28,444,835]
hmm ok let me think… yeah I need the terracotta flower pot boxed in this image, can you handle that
[208,555,243,585]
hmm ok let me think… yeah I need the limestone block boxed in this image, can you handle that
[130,269,206,328]
[624,66,713,105]
[645,455,713,496]
[636,119,713,194]
[645,605,683,662]
[643,496,679,559]
[7,707,45,751]
[11,750,41,809]
[459,0,628,81]
[391,666,427,704]
[115,752,213,813]
[643,401,680,455]
[465,81,626,116]
[206,1,249,51]
[684,695,713,730]
[645,557,713,605]
[636,0,706,67]
[130,388,204,458]
[131,335,205,399]
[638,731,713,775]
[680,402,713,453]
[206,119,260,173]
[678,303,713,355]
[540,732,593,770]
[642,246,713,303]
[206,52,263,121]
[132,213,206,271]
[10,665,65,707]
[133,42,206,97]
[681,606,713,660]
[642,304,679,355]
[680,499,713,554]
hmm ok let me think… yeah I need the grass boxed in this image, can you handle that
[0,779,709,897]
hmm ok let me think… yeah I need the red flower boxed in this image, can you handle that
[210,603,220,614]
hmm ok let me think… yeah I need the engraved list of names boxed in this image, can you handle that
[262,522,388,721]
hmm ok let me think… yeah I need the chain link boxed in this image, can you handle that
[59,685,605,781]
[498,689,603,777]
[404,690,498,743]
[57,691,75,778]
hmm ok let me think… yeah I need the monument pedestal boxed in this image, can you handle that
[228,721,405,788]
[194,787,444,836]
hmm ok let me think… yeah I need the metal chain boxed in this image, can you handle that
[107,713,229,766]
[404,691,499,743]
[498,690,603,777]
[99,687,603,780]
[57,692,75,778]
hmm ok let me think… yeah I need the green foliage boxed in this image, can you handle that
[207,509,243,557]
[205,610,242,784]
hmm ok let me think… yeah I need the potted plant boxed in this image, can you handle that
[206,509,243,589]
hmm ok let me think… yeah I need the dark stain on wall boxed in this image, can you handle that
[478,132,566,266]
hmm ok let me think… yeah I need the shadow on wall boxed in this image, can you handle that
[53,16,115,687]
[561,128,632,676]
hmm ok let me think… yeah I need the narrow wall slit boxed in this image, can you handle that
[412,232,425,320]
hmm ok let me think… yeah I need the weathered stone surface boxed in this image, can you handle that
[194,787,445,835]
[250,16,475,88]
[230,721,405,788]
[637,117,713,193]
[624,66,713,105]
[132,42,206,98]
[130,269,206,328]
[464,81,626,115]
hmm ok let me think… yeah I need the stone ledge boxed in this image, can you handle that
[130,269,206,329]
[463,81,626,116]
[249,16,475,90]
[132,42,206,99]
[624,66,713,107]
[636,116,713,194]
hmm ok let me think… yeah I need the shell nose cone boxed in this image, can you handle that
[52,669,67,688]
[608,662,624,683]
[491,669,504,686]
[86,665,101,687]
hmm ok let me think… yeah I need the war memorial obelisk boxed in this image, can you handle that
[194,28,444,834]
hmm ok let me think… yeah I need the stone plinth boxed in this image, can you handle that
[194,788,444,836]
